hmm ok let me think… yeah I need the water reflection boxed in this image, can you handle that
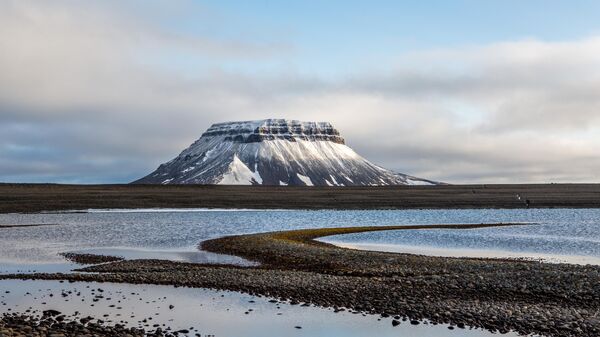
[0,279,519,337]
[74,246,257,266]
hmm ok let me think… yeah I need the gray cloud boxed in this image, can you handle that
[1,1,600,183]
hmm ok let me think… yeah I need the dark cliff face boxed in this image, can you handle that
[201,119,346,144]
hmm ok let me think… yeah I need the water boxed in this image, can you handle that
[320,209,600,265]
[2,208,600,271]
[0,279,519,337]
[3,208,592,336]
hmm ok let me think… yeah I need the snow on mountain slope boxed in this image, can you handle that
[218,155,263,185]
[133,119,440,186]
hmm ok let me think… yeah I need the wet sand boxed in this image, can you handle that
[2,183,600,213]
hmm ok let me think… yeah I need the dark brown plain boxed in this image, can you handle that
[1,183,600,213]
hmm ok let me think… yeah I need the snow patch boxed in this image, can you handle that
[202,148,216,162]
[297,173,314,186]
[181,166,195,173]
[218,155,262,185]
[329,175,342,186]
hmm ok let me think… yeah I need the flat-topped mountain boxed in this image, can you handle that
[133,119,438,186]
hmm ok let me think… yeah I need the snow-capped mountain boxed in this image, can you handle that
[133,119,439,186]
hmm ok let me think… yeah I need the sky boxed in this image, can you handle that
[2,0,600,184]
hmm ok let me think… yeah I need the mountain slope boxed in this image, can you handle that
[133,119,439,186]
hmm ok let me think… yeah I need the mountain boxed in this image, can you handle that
[133,119,439,186]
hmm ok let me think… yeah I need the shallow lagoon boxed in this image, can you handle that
[2,208,600,269]
[0,279,521,337]
[3,208,592,336]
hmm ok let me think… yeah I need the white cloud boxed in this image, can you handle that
[1,1,600,183]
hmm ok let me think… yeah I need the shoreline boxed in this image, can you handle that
[323,241,600,266]
[2,223,599,336]
[0,223,59,228]
[3,183,600,213]
[0,313,158,337]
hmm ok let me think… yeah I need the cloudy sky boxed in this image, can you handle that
[2,0,600,184]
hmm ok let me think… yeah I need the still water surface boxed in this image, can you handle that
[0,279,520,337]
[3,208,591,337]
[2,208,600,269]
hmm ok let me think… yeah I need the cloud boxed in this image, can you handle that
[1,1,600,183]
[0,0,291,182]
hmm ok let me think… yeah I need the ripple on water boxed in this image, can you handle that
[2,208,600,270]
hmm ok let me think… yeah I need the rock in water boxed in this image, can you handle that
[133,119,438,186]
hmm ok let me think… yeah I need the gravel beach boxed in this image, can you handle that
[2,224,600,337]
[0,313,170,337]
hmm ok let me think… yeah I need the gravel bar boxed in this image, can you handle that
[2,223,600,337]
